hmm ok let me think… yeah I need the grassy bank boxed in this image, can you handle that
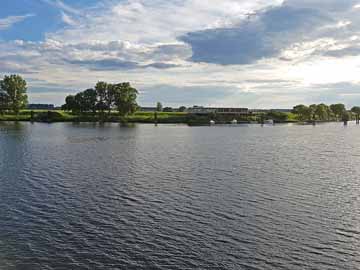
[0,110,189,123]
[0,110,302,124]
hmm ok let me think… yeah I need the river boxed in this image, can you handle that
[1,122,360,269]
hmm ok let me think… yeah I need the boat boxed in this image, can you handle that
[264,119,274,125]
[210,120,215,125]
[231,119,238,124]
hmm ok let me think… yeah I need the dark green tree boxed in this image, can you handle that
[0,74,28,115]
[315,104,329,120]
[106,84,117,115]
[309,104,317,121]
[0,91,9,114]
[62,95,78,113]
[292,104,312,121]
[74,92,86,113]
[156,102,163,112]
[82,88,97,114]
[342,111,350,122]
[351,106,360,123]
[330,103,346,120]
[163,107,173,112]
[95,81,109,115]
[62,81,139,119]
[178,106,187,112]
[113,82,138,116]
[266,110,288,122]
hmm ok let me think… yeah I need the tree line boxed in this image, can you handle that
[155,102,187,112]
[3,74,360,124]
[62,81,138,117]
[0,74,28,115]
[292,103,360,121]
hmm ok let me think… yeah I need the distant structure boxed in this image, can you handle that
[139,107,157,112]
[27,104,55,110]
[250,109,292,113]
[187,106,249,115]
[140,106,180,112]
[139,106,291,115]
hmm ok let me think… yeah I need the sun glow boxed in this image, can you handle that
[288,57,360,85]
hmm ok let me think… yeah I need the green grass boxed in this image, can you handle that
[0,110,189,123]
[127,112,188,123]
[286,112,298,121]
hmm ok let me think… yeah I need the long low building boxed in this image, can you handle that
[27,104,55,110]
[187,106,249,115]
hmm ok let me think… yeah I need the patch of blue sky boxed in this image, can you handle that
[0,0,99,41]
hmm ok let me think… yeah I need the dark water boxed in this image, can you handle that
[1,122,360,269]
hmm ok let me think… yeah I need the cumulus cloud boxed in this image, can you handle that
[2,0,360,107]
[47,0,279,44]
[4,39,190,72]
[180,4,332,65]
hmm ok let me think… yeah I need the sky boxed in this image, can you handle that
[1,0,360,108]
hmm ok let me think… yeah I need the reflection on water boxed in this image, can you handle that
[1,122,360,269]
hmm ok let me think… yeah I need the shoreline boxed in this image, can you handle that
[0,110,352,125]
[0,118,351,126]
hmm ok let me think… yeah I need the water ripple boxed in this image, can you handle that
[1,122,360,269]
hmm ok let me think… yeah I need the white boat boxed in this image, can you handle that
[231,119,238,124]
[210,120,216,125]
[264,119,274,125]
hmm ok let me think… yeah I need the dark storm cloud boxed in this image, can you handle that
[180,4,331,65]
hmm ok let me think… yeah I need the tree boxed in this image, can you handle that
[330,103,346,120]
[95,81,109,115]
[315,104,329,120]
[163,107,173,112]
[309,104,317,120]
[74,92,86,113]
[106,84,115,115]
[326,105,332,120]
[156,102,163,112]
[62,95,78,113]
[82,89,97,114]
[62,81,139,119]
[342,111,350,122]
[113,82,138,116]
[0,74,28,115]
[351,106,360,123]
[0,91,9,114]
[266,110,288,122]
[351,106,360,116]
[179,106,187,112]
[292,104,312,121]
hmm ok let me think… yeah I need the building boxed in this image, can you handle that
[27,104,55,110]
[139,106,182,112]
[187,106,249,115]
[139,107,157,112]
[249,109,292,114]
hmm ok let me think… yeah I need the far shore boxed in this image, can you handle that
[0,110,355,126]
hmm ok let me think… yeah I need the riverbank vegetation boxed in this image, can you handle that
[291,103,356,122]
[1,74,360,125]
[62,81,138,119]
[0,110,188,123]
[0,75,28,115]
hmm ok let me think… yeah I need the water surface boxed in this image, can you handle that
[1,122,360,269]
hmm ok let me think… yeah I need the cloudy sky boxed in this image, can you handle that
[1,0,360,108]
